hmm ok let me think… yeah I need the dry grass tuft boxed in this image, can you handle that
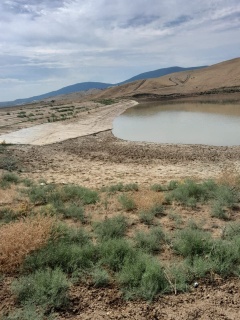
[133,190,164,211]
[0,214,55,273]
[217,166,240,187]
[0,186,17,205]
[15,200,33,216]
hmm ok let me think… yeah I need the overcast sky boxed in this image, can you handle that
[0,0,239,101]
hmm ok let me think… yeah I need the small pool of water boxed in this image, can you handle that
[112,102,240,146]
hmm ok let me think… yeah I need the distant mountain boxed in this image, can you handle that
[118,66,206,85]
[0,82,112,107]
[0,66,207,107]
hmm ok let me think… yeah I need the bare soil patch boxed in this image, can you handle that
[58,278,240,320]
[6,129,240,189]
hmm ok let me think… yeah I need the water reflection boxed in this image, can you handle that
[112,102,240,146]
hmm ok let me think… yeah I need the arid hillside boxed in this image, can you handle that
[93,58,240,99]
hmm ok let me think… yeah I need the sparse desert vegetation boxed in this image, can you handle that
[0,169,239,319]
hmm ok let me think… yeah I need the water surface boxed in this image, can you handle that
[112,102,240,146]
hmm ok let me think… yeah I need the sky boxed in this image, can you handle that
[0,0,239,101]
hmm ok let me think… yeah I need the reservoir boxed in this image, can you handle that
[112,102,240,146]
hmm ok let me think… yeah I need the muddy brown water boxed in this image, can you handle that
[112,102,240,146]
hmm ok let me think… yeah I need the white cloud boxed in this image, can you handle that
[0,0,239,100]
[0,78,25,84]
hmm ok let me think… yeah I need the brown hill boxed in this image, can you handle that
[93,58,240,100]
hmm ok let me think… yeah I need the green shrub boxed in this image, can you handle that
[173,227,213,259]
[60,204,85,222]
[134,227,165,254]
[0,305,54,320]
[214,185,237,208]
[124,183,139,191]
[150,184,167,192]
[104,183,125,193]
[149,204,165,217]
[118,253,167,300]
[24,242,97,273]
[164,263,189,293]
[211,201,229,220]
[62,185,99,204]
[91,268,110,287]
[28,184,99,206]
[138,204,164,225]
[186,219,203,230]
[210,238,240,276]
[1,172,20,184]
[0,172,20,188]
[187,256,218,279]
[139,210,155,225]
[0,207,20,223]
[139,260,167,300]
[28,184,53,204]
[185,197,197,208]
[21,178,34,187]
[11,268,69,311]
[2,306,55,320]
[99,238,134,272]
[167,180,179,190]
[222,222,240,239]
[118,194,136,211]
[56,224,91,246]
[168,211,183,226]
[0,144,6,154]
[118,251,148,295]
[166,179,238,209]
[0,156,18,171]
[103,183,138,193]
[202,179,221,197]
[94,216,127,241]
[234,266,240,278]
[151,180,178,192]
[46,189,64,208]
[166,179,218,207]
